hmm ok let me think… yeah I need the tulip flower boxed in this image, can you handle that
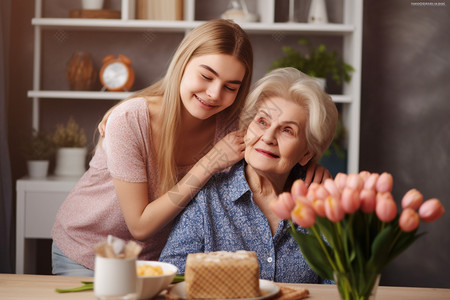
[334,172,347,191]
[401,188,423,210]
[316,184,330,200]
[399,208,420,232]
[324,196,345,222]
[364,173,379,191]
[280,169,444,300]
[270,192,295,220]
[376,191,394,203]
[291,200,316,228]
[418,198,445,222]
[309,182,320,190]
[375,198,397,222]
[376,172,393,193]
[360,189,376,213]
[324,178,340,198]
[305,188,316,205]
[341,187,360,214]
[346,173,364,191]
[312,198,326,217]
[359,170,371,181]
[291,179,308,198]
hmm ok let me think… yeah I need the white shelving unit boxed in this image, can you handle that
[15,176,79,274]
[29,0,363,174]
[29,0,362,169]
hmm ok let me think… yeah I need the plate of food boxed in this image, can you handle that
[165,279,280,300]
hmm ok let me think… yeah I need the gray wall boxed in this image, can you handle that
[6,0,450,287]
[361,1,450,288]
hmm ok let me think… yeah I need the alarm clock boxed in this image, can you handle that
[99,54,135,91]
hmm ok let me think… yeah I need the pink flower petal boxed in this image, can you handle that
[376,172,393,193]
[401,188,423,210]
[418,198,445,222]
[399,208,420,232]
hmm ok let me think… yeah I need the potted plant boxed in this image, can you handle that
[270,38,354,88]
[52,117,88,177]
[23,130,55,178]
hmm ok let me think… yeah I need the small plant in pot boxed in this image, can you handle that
[52,117,88,177]
[270,38,354,89]
[23,129,55,178]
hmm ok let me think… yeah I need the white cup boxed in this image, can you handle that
[94,256,137,300]
[82,0,104,10]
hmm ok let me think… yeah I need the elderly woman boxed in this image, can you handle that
[159,67,338,283]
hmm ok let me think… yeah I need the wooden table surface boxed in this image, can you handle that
[1,274,450,300]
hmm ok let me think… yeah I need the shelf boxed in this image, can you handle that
[28,90,132,100]
[32,18,200,31]
[17,176,80,190]
[28,90,351,103]
[331,95,352,104]
[29,0,363,174]
[32,18,355,35]
[237,23,354,35]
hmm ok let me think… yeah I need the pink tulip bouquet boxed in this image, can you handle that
[271,171,445,300]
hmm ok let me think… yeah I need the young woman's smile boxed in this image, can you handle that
[194,94,219,110]
[180,54,245,120]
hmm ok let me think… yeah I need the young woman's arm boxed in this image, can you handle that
[114,131,245,240]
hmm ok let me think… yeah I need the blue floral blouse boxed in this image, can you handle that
[159,160,331,283]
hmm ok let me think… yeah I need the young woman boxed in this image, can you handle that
[159,67,338,283]
[52,20,329,276]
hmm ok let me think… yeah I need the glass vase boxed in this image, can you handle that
[333,272,381,300]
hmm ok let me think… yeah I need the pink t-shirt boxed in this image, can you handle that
[52,97,234,270]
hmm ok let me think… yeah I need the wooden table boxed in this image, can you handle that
[1,274,449,300]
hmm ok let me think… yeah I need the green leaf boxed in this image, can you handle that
[172,274,185,283]
[298,38,308,46]
[366,225,396,272]
[55,281,93,293]
[288,227,334,280]
[269,38,354,85]
[315,217,338,250]
[341,224,356,266]
[385,231,425,266]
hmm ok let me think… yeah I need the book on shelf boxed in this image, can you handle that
[136,0,183,20]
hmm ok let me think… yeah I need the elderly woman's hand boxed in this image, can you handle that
[304,163,332,186]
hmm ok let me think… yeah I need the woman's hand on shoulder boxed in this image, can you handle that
[304,163,332,186]
[201,130,245,173]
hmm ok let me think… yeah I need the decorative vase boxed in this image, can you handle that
[54,147,87,177]
[82,0,104,10]
[308,0,328,24]
[27,160,49,179]
[288,0,296,23]
[333,272,381,300]
[221,0,258,22]
[66,51,98,91]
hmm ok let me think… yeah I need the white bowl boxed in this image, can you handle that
[136,260,178,299]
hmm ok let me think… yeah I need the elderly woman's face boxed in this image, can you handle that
[244,97,312,176]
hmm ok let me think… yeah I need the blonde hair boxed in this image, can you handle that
[100,19,253,195]
[240,67,337,164]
